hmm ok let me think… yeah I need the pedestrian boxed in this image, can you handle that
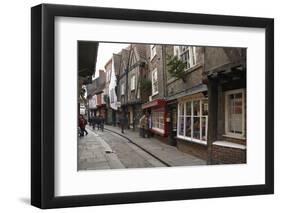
[99,114,104,131]
[119,112,126,134]
[79,114,88,136]
[89,116,92,127]
[96,114,101,130]
[139,114,146,137]
[146,112,152,138]
[92,114,96,130]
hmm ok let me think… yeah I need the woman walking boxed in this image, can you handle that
[79,115,88,136]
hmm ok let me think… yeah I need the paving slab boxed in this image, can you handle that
[78,129,125,170]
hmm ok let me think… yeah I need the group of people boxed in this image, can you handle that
[79,111,152,138]
[89,114,105,131]
[116,111,152,136]
[78,114,105,137]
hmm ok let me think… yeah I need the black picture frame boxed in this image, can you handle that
[31,3,274,209]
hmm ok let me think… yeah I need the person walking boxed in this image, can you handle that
[79,115,88,136]
[139,114,146,137]
[146,112,152,138]
[88,116,92,127]
[96,114,101,130]
[99,114,104,132]
[119,112,126,134]
[92,114,96,130]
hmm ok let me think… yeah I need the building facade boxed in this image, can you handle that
[116,45,149,131]
[104,57,118,125]
[87,70,106,118]
[203,47,247,164]
[165,45,208,159]
[142,45,168,138]
[98,43,246,165]
[141,44,208,161]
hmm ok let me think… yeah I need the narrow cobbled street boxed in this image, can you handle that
[78,125,206,170]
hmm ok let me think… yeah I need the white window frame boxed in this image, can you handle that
[224,88,245,138]
[151,68,159,96]
[174,46,180,57]
[177,102,185,136]
[130,75,136,91]
[177,98,208,145]
[121,83,125,96]
[174,46,197,69]
[151,111,165,134]
[150,45,156,60]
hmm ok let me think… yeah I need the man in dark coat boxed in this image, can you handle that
[119,112,127,133]
[96,115,101,130]
[92,115,96,130]
[98,115,104,131]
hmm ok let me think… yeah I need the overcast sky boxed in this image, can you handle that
[94,42,129,78]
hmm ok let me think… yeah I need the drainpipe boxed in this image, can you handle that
[162,45,168,97]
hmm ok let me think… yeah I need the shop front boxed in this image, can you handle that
[175,92,209,160]
[142,99,168,138]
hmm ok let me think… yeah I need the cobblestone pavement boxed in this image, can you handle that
[101,131,166,168]
[78,125,206,171]
[104,125,207,167]
[78,128,125,170]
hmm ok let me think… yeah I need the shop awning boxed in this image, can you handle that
[142,99,166,109]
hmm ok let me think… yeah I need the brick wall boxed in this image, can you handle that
[152,133,169,145]
[165,46,204,98]
[211,145,246,164]
[176,138,208,160]
[147,45,165,100]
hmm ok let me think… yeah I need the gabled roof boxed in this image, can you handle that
[86,76,106,97]
[133,44,147,60]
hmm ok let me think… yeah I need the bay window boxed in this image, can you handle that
[177,99,208,143]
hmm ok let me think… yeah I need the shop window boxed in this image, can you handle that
[177,99,208,143]
[225,89,245,138]
[152,111,165,133]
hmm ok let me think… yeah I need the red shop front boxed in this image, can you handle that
[142,99,168,137]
